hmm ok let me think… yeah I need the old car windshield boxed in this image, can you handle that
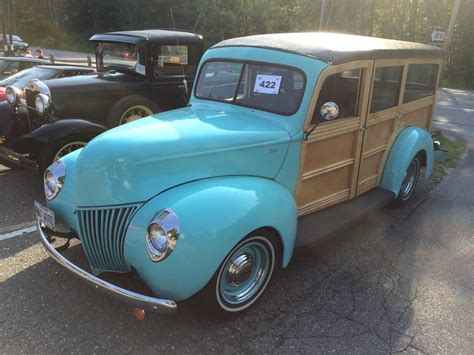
[195,60,306,115]
[97,42,145,74]
[0,67,56,87]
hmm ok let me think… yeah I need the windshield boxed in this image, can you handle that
[0,67,56,87]
[96,42,145,74]
[195,60,306,115]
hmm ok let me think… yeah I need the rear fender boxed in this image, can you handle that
[381,126,434,197]
[124,176,297,301]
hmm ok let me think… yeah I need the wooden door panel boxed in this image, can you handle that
[298,165,353,215]
[296,60,373,216]
[301,119,359,173]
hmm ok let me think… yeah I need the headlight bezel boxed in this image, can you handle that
[44,160,66,201]
[145,209,180,262]
[35,93,51,115]
[6,86,21,106]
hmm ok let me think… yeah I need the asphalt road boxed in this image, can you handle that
[0,89,473,353]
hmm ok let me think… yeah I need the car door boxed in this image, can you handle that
[296,60,373,216]
[356,60,405,196]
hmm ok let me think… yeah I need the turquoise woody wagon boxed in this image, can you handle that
[35,33,443,315]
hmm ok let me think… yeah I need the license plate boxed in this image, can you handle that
[35,201,55,231]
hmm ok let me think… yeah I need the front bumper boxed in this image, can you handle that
[37,220,177,313]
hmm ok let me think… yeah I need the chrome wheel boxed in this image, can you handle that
[217,236,275,312]
[53,141,87,161]
[119,105,153,125]
[400,157,420,201]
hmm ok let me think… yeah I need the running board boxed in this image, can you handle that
[296,188,396,247]
[0,147,36,169]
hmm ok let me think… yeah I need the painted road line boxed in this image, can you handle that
[0,221,36,235]
[0,225,36,241]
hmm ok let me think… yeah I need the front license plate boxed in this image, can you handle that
[34,201,55,231]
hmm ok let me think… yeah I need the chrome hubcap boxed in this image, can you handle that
[226,253,254,286]
[119,105,153,124]
[400,160,419,199]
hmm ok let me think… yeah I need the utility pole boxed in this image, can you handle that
[319,0,330,31]
[444,0,461,52]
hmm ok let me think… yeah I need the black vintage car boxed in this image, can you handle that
[2,29,204,173]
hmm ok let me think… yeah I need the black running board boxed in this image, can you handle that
[296,188,396,247]
[0,147,36,169]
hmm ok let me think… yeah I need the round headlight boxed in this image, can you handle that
[6,86,19,105]
[148,224,169,253]
[35,93,50,115]
[44,160,66,201]
[145,209,180,262]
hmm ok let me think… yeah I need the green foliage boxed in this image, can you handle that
[431,133,467,182]
[1,0,472,88]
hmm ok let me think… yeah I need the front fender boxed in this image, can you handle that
[381,126,434,197]
[31,119,106,143]
[124,176,297,301]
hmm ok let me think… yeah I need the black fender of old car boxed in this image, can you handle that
[11,119,106,155]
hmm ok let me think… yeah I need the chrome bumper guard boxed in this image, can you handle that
[37,220,177,313]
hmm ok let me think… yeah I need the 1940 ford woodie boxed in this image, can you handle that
[36,33,443,315]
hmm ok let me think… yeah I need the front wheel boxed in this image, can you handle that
[202,231,280,315]
[394,156,421,206]
[37,133,94,176]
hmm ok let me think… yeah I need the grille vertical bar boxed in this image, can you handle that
[77,205,139,273]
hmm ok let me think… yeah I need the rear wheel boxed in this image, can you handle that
[107,95,159,127]
[201,230,280,315]
[394,156,421,206]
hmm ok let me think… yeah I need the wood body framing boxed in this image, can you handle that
[296,57,442,217]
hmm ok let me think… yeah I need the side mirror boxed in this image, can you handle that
[320,102,339,121]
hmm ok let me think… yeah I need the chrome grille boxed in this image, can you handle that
[77,205,140,272]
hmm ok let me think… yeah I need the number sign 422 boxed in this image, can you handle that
[254,74,282,95]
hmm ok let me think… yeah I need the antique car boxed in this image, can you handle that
[0,34,29,54]
[3,29,204,173]
[0,66,95,168]
[36,33,443,315]
[0,64,94,101]
[0,56,50,80]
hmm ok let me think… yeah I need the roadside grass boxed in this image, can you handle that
[431,133,467,183]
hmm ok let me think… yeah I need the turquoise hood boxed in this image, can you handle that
[74,104,292,206]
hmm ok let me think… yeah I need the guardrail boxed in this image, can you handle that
[48,54,96,67]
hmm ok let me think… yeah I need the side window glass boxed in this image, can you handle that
[312,68,362,124]
[403,64,438,103]
[370,66,403,113]
[152,45,196,77]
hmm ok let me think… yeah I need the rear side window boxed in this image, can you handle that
[403,64,439,103]
[370,66,403,113]
[152,45,200,77]
[312,68,362,124]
